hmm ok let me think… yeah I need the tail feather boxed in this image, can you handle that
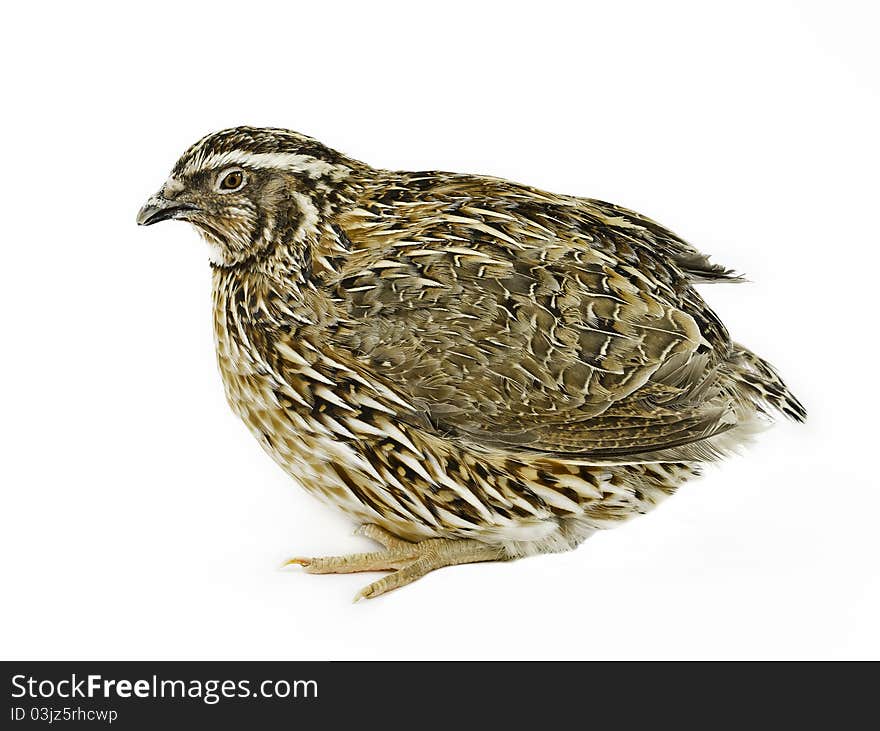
[730,344,806,423]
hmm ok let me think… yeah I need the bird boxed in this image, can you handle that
[137,126,805,600]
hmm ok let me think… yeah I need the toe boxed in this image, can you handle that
[354,524,412,551]
[352,557,433,600]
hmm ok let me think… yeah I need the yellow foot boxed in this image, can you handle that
[285,524,503,601]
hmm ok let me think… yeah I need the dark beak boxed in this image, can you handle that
[136,195,197,226]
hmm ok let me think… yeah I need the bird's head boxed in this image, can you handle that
[137,126,361,268]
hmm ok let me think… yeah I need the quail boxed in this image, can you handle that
[137,127,805,600]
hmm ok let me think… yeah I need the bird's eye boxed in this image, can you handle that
[217,169,246,192]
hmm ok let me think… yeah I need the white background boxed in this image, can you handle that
[2,1,877,660]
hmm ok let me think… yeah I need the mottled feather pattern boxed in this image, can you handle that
[142,126,805,575]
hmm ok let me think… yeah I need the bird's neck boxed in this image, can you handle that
[209,209,345,363]
[211,259,337,342]
[210,172,371,349]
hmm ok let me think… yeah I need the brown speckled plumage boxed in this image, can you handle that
[138,127,805,599]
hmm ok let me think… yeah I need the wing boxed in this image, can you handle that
[327,173,735,460]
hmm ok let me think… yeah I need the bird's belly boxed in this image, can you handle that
[214,335,699,550]
[217,359,389,526]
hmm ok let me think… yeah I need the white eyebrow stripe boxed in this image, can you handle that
[184,150,350,180]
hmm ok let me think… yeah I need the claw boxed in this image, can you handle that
[352,589,368,604]
[282,557,311,568]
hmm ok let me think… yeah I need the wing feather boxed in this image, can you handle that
[328,172,734,459]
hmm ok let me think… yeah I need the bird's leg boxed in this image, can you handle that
[285,524,504,601]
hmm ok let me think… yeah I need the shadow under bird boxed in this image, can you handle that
[137,127,805,600]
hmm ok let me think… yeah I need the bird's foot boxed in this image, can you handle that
[285,524,503,601]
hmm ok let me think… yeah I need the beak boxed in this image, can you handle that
[136,193,197,226]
